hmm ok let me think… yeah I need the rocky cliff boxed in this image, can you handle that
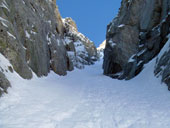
[0,0,97,96]
[63,18,97,69]
[103,0,170,89]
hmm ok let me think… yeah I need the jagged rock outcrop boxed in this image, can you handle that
[0,0,97,95]
[103,0,170,88]
[0,71,10,96]
[63,18,97,69]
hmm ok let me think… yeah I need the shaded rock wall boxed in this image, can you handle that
[103,0,170,88]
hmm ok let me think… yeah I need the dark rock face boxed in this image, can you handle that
[0,71,11,96]
[103,0,170,87]
[0,0,97,94]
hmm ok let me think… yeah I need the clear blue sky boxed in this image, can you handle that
[57,0,121,47]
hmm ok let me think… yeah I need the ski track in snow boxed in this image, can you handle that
[0,59,170,128]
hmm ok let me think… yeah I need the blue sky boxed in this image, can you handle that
[57,0,121,47]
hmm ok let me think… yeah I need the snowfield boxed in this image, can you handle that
[0,55,170,128]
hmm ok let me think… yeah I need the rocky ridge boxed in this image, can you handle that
[103,0,170,89]
[63,18,97,69]
[0,0,97,95]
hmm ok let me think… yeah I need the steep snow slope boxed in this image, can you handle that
[0,54,170,128]
[97,40,106,58]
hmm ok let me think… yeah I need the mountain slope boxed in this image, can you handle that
[0,53,170,128]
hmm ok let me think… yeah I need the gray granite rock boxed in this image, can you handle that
[103,0,170,89]
[0,0,69,78]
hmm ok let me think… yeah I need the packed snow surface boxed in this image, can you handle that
[0,58,170,128]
